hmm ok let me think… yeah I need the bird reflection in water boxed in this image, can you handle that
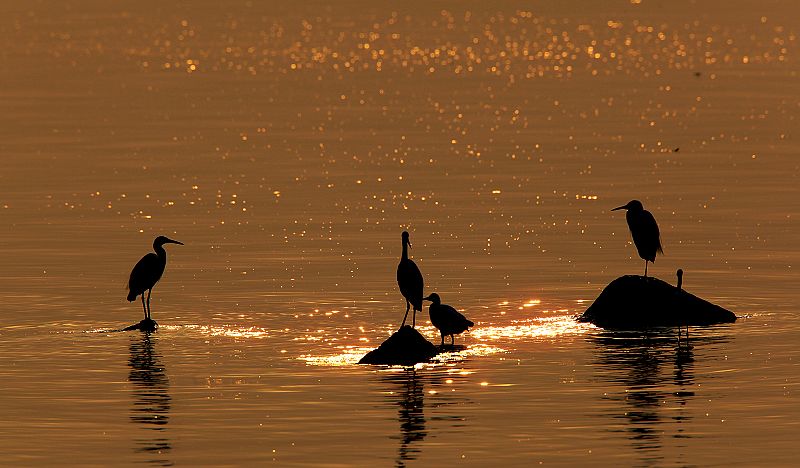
[590,331,728,465]
[380,367,469,467]
[128,332,172,466]
[384,368,426,466]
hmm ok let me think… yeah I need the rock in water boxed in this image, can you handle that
[122,318,158,332]
[578,275,736,329]
[359,325,438,365]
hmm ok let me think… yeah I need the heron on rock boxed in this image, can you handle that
[397,231,424,328]
[127,236,183,321]
[423,293,474,347]
[612,200,663,277]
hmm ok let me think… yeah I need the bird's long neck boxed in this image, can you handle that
[154,243,167,261]
[401,240,409,260]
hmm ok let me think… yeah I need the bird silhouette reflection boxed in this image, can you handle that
[384,368,426,466]
[128,332,172,466]
[380,368,470,467]
[589,331,728,465]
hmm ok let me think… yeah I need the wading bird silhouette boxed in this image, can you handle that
[423,293,474,347]
[128,236,183,321]
[397,231,424,329]
[612,200,663,277]
[676,268,689,341]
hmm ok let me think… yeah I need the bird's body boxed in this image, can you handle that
[127,253,165,302]
[127,236,183,320]
[612,200,663,277]
[397,231,424,328]
[423,293,474,346]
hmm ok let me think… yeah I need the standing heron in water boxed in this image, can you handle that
[676,268,689,341]
[423,293,474,347]
[128,236,184,320]
[612,200,663,277]
[397,231,424,328]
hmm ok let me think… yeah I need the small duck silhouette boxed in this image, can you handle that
[423,293,474,347]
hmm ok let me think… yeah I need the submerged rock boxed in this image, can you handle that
[359,325,439,365]
[578,275,736,329]
[122,318,158,332]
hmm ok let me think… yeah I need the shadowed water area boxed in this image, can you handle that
[1,1,798,465]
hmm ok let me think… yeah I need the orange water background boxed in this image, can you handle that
[1,1,798,465]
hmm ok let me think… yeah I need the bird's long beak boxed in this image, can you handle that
[422,294,432,301]
[166,238,184,245]
[611,204,627,211]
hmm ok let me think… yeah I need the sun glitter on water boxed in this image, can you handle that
[298,304,593,367]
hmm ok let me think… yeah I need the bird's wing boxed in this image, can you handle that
[128,253,161,294]
[630,210,663,260]
[641,210,663,254]
[442,304,471,325]
[397,259,424,309]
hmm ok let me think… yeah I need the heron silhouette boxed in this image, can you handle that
[612,200,663,277]
[397,231,424,329]
[423,293,474,347]
[127,236,183,321]
[676,268,689,341]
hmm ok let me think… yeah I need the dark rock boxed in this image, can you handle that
[578,275,736,329]
[122,318,159,332]
[359,325,439,365]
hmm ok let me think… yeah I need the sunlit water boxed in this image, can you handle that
[1,1,798,465]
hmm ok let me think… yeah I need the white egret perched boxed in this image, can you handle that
[397,231,424,328]
[423,293,474,346]
[127,236,184,321]
[612,200,663,277]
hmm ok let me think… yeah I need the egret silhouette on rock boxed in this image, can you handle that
[612,200,663,277]
[127,236,184,321]
[397,231,424,328]
[423,293,474,347]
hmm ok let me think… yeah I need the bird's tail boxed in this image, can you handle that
[127,290,137,302]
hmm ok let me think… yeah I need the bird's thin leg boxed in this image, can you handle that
[401,301,410,328]
[441,334,445,347]
[450,334,455,347]
[644,260,648,278]
[141,295,147,321]
[146,289,152,320]
[412,309,416,328]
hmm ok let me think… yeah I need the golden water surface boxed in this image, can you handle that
[1,1,798,466]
